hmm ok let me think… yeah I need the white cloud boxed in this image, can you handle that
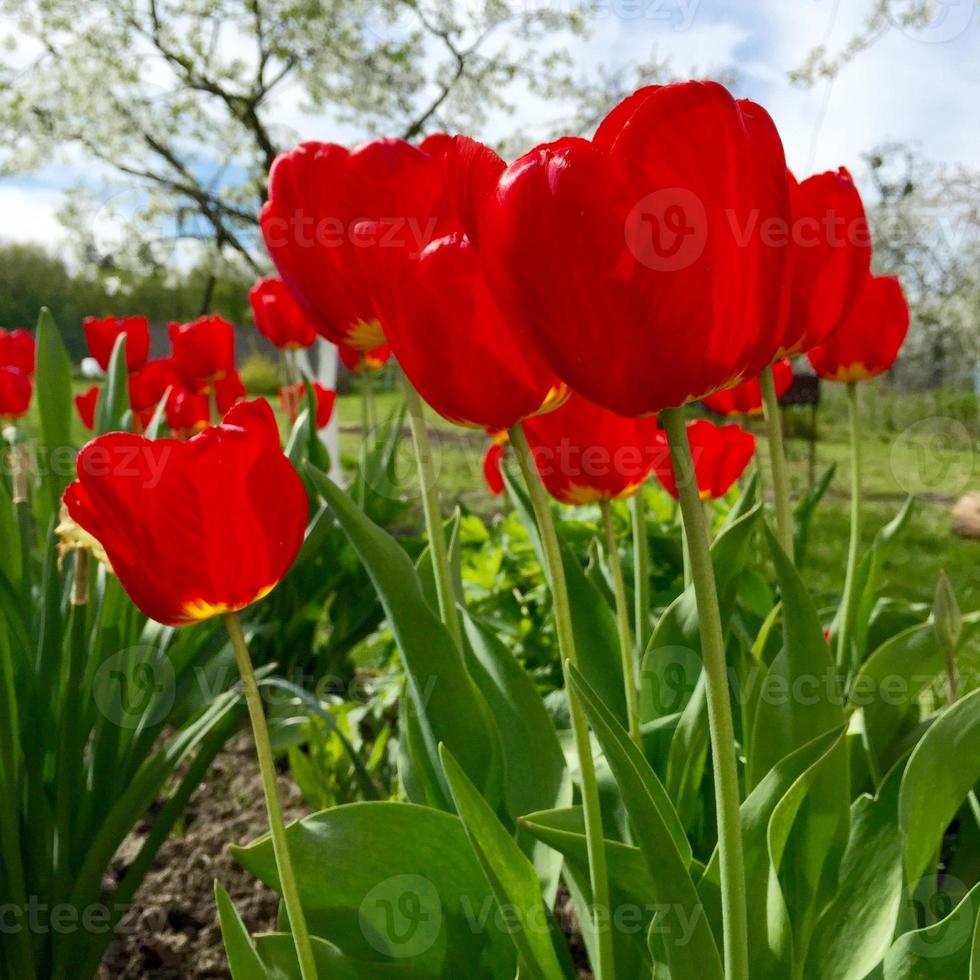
[0,183,66,247]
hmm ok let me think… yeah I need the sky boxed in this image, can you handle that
[1,0,977,251]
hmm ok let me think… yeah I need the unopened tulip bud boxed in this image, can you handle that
[933,570,962,655]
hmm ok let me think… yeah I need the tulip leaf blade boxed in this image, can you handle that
[803,764,904,980]
[34,306,74,516]
[215,881,269,980]
[748,523,846,788]
[439,744,572,980]
[95,332,130,435]
[566,662,723,980]
[502,465,627,723]
[231,802,517,977]
[883,881,980,979]
[461,611,571,903]
[900,687,980,887]
[308,466,501,808]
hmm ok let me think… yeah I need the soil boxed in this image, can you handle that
[97,735,309,979]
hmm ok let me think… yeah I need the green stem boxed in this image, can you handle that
[760,363,794,562]
[510,425,615,980]
[630,489,651,656]
[836,382,862,675]
[225,614,317,980]
[403,378,463,651]
[661,406,749,980]
[364,362,376,433]
[601,499,642,746]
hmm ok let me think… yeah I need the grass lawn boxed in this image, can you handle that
[334,379,979,628]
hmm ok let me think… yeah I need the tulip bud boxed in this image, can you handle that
[933,570,962,655]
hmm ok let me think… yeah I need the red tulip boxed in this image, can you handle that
[63,400,307,626]
[169,315,236,385]
[372,232,567,432]
[129,359,180,415]
[0,328,36,375]
[483,434,508,496]
[75,386,100,431]
[465,82,791,418]
[166,388,211,436]
[83,316,151,373]
[280,382,336,429]
[652,419,756,501]
[260,136,451,349]
[807,274,910,382]
[249,277,317,350]
[523,393,661,504]
[215,371,247,414]
[780,168,872,356]
[0,367,32,420]
[703,359,794,416]
[338,343,392,374]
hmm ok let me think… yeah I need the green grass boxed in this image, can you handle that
[335,380,980,621]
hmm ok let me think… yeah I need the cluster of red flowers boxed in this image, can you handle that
[75,314,246,437]
[64,79,912,627]
[0,328,36,420]
[256,81,909,505]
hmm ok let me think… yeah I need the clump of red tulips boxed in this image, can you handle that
[3,74,976,980]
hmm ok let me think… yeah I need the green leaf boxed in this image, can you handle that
[653,505,761,827]
[766,726,850,968]
[0,479,22,586]
[232,802,517,978]
[308,468,500,807]
[901,688,980,887]
[792,463,835,568]
[503,467,627,723]
[462,612,570,902]
[440,746,571,980]
[567,664,723,980]
[884,881,980,979]
[34,307,74,516]
[215,881,269,980]
[748,524,845,788]
[416,509,464,614]
[855,614,980,767]
[520,806,662,980]
[804,764,905,980]
[699,727,844,980]
[851,496,915,666]
[254,934,422,978]
[95,333,130,435]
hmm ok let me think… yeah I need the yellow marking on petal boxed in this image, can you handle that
[532,383,570,419]
[699,489,713,501]
[828,364,874,383]
[346,318,387,351]
[180,583,276,624]
[560,483,606,506]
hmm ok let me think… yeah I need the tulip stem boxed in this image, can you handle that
[631,489,651,656]
[601,499,642,746]
[225,614,318,980]
[836,381,863,675]
[403,379,464,651]
[510,425,614,980]
[760,363,794,562]
[662,406,749,980]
